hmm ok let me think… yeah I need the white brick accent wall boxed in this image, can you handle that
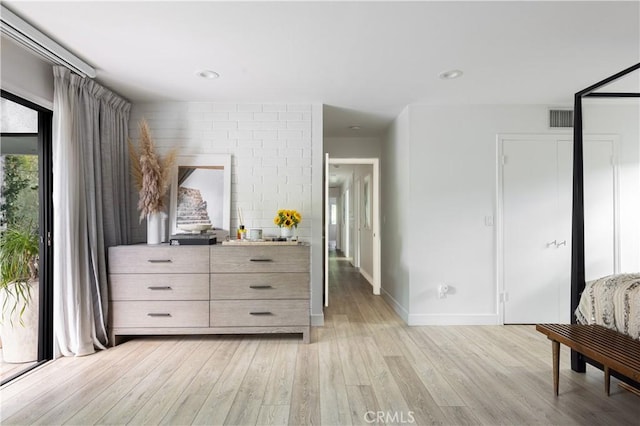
[129,102,316,242]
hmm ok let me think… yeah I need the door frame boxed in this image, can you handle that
[0,90,54,384]
[496,133,620,324]
[354,176,361,268]
[324,156,381,307]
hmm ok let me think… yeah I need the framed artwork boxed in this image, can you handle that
[169,154,231,235]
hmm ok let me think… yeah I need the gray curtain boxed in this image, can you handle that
[52,66,131,356]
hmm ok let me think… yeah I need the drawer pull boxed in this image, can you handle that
[148,259,172,263]
[249,285,273,289]
[249,311,273,316]
[147,313,172,317]
[249,258,273,262]
[148,286,172,290]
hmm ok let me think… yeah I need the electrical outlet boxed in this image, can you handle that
[438,284,449,298]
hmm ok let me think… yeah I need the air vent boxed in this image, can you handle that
[549,109,574,128]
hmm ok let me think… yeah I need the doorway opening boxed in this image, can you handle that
[324,156,380,307]
[1,91,54,385]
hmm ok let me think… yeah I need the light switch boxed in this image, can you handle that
[484,215,494,226]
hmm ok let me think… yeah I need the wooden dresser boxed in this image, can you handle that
[108,243,310,344]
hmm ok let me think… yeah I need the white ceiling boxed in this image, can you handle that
[4,1,639,137]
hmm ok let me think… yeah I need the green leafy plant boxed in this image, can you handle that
[0,155,38,230]
[0,225,39,325]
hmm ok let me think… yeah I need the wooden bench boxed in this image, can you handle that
[536,323,640,396]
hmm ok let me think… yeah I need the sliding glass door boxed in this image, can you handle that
[0,91,53,384]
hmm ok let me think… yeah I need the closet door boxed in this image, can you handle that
[502,137,616,324]
[563,139,616,280]
[503,139,567,323]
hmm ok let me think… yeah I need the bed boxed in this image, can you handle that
[575,273,640,340]
[571,63,640,389]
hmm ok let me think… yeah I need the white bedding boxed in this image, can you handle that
[575,273,640,340]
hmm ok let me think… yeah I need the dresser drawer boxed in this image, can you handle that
[108,245,209,274]
[210,246,309,273]
[111,301,209,328]
[210,300,309,327]
[110,274,209,301]
[211,273,309,300]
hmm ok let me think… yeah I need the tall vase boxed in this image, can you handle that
[280,226,292,239]
[147,212,163,244]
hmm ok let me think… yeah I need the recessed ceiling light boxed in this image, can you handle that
[349,125,361,130]
[439,69,463,80]
[196,69,220,79]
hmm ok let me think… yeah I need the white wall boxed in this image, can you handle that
[129,102,325,324]
[1,36,54,109]
[325,136,381,158]
[384,103,639,325]
[409,105,552,325]
[380,107,411,321]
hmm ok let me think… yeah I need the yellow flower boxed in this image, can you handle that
[274,208,302,228]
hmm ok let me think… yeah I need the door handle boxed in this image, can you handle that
[249,285,273,289]
[148,286,172,290]
[546,240,557,248]
[249,312,273,316]
[147,313,171,317]
[556,240,567,247]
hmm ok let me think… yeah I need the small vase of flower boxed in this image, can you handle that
[274,209,302,240]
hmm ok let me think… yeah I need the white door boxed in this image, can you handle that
[324,153,329,307]
[354,178,361,268]
[501,136,616,324]
[503,139,566,323]
[582,140,617,279]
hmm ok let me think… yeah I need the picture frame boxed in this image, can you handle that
[169,154,231,235]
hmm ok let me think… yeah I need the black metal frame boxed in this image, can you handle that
[1,90,54,385]
[570,63,640,382]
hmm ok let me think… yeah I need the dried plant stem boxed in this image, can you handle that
[129,119,177,222]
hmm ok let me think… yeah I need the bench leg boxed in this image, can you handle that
[552,340,560,396]
[604,366,611,396]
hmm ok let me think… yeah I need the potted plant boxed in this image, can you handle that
[0,225,39,363]
[273,209,302,239]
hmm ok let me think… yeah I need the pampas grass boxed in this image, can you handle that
[129,119,176,222]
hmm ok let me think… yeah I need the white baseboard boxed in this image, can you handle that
[408,314,500,326]
[310,314,325,326]
[360,269,374,287]
[381,288,409,324]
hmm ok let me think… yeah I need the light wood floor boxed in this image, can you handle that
[0,350,38,383]
[1,255,639,425]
